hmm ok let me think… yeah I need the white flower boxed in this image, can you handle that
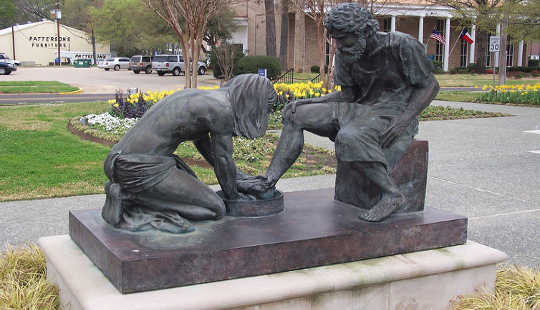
[83,113,138,134]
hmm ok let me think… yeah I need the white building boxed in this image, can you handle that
[0,21,110,66]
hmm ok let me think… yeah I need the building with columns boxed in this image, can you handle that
[230,0,535,72]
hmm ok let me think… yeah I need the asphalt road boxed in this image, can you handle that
[0,66,217,94]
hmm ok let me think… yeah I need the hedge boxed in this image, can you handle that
[234,56,281,80]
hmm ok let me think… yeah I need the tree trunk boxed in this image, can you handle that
[317,20,328,87]
[279,0,289,70]
[475,29,488,73]
[191,33,197,88]
[265,0,277,57]
[91,27,97,65]
[327,39,336,89]
[180,36,191,89]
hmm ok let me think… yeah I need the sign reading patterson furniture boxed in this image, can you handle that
[0,21,110,66]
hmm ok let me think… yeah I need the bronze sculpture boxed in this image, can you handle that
[101,4,439,234]
[102,74,277,233]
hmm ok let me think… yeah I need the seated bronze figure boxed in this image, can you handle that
[247,3,439,222]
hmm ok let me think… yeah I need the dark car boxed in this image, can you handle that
[0,61,16,75]
[129,55,152,74]
[0,53,17,75]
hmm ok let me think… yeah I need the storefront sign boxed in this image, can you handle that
[28,36,71,49]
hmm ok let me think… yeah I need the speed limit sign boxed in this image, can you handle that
[489,36,501,52]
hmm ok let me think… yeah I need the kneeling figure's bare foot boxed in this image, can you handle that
[358,194,405,222]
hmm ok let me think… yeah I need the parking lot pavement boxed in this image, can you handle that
[0,66,219,93]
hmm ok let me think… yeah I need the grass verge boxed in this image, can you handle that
[0,101,335,201]
[434,74,540,88]
[0,81,79,94]
[435,91,480,103]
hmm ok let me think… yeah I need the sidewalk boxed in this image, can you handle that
[1,101,538,266]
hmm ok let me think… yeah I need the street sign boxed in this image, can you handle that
[489,36,501,52]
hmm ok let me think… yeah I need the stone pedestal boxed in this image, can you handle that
[39,237,507,310]
[336,140,429,213]
[69,189,466,293]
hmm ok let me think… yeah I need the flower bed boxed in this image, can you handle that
[477,82,540,105]
[273,81,340,110]
[95,83,506,135]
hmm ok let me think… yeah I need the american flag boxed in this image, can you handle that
[430,30,445,44]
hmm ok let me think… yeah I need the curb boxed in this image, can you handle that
[59,88,83,95]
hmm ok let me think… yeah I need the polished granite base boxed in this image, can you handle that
[69,188,467,294]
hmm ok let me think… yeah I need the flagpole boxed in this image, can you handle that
[448,29,464,57]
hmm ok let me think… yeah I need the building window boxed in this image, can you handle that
[325,39,330,68]
[506,41,514,67]
[434,20,444,63]
[460,39,468,67]
[382,18,391,33]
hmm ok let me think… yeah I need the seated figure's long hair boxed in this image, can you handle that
[223,74,277,139]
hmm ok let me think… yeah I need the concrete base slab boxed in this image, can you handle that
[39,236,507,310]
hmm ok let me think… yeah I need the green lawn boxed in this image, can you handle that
[435,91,480,103]
[0,102,110,200]
[434,74,540,88]
[0,81,79,93]
[0,102,336,201]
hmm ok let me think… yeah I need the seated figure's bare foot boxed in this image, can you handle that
[236,175,275,198]
[358,193,405,222]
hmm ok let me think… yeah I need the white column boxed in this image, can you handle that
[391,16,396,32]
[443,17,451,72]
[518,40,524,67]
[470,24,476,64]
[418,16,424,44]
[495,23,500,67]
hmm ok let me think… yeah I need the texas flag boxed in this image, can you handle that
[460,28,474,44]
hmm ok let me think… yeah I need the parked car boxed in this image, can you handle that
[0,61,16,75]
[0,54,17,75]
[152,55,183,76]
[152,54,207,76]
[129,55,152,74]
[0,53,18,65]
[98,57,130,71]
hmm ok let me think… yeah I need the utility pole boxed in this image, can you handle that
[56,0,61,66]
[11,25,16,60]
[498,6,509,85]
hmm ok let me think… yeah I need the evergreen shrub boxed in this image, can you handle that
[234,56,281,80]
